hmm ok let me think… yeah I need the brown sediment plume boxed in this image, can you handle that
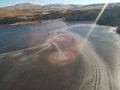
[29,31,80,66]
[47,33,80,65]
[48,51,75,65]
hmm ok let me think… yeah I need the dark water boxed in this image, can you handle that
[0,21,117,54]
[0,21,120,90]
[0,21,67,53]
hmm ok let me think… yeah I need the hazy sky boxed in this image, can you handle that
[0,0,120,7]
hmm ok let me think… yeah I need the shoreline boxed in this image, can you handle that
[0,19,119,35]
[0,22,119,55]
[9,18,65,26]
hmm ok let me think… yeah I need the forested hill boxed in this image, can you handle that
[62,6,120,34]
[0,6,120,34]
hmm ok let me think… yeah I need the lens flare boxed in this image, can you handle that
[80,2,109,51]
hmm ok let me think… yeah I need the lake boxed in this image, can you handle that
[0,20,120,90]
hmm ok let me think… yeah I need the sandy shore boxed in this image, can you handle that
[10,18,65,26]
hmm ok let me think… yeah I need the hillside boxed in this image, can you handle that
[0,3,83,18]
[0,3,119,18]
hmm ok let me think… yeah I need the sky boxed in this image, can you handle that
[0,0,120,7]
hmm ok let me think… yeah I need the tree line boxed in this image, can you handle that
[0,6,120,34]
